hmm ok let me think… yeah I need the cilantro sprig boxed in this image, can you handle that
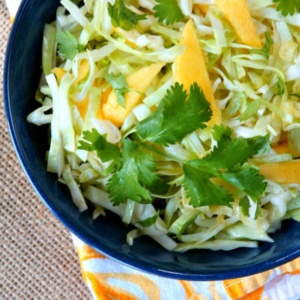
[108,0,147,31]
[106,138,159,205]
[79,83,269,218]
[153,0,185,25]
[136,82,212,146]
[78,129,120,162]
[273,0,300,16]
[183,126,268,213]
[56,30,84,61]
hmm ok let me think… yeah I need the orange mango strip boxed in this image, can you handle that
[215,0,262,49]
[194,4,210,14]
[51,59,90,86]
[51,67,66,84]
[74,59,90,85]
[259,160,300,184]
[271,132,289,154]
[73,59,91,119]
[76,97,90,119]
[174,19,221,125]
[272,141,290,154]
[51,60,92,120]
[102,62,165,127]
[97,86,112,119]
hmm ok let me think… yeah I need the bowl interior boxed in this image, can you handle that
[4,0,300,281]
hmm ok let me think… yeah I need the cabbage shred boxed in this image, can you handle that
[27,0,300,252]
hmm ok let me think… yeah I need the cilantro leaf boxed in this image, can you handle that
[136,82,212,146]
[148,177,170,195]
[188,131,269,173]
[192,137,259,172]
[154,0,185,25]
[138,210,160,227]
[183,163,234,207]
[219,168,266,196]
[56,30,84,61]
[106,138,158,205]
[78,129,120,162]
[107,162,152,205]
[108,0,147,31]
[273,0,300,16]
[239,196,251,217]
[255,201,262,219]
[250,32,273,58]
[104,73,129,108]
[239,195,262,218]
[182,126,269,214]
[212,124,232,141]
[247,134,271,155]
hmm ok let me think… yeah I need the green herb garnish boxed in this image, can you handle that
[273,0,300,16]
[108,0,147,31]
[79,84,269,218]
[56,30,84,60]
[153,0,185,25]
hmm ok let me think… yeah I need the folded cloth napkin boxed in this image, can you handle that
[5,1,300,299]
[73,236,300,300]
[72,234,300,300]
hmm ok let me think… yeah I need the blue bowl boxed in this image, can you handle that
[4,0,300,281]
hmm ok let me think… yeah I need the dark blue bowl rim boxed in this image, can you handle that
[3,0,300,281]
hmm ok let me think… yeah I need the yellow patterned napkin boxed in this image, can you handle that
[72,234,300,300]
[6,1,300,299]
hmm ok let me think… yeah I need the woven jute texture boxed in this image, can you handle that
[0,1,92,299]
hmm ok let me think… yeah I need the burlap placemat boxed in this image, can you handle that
[0,1,92,299]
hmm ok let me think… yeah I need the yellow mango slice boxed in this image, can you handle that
[51,67,66,84]
[97,86,112,119]
[102,62,165,127]
[52,61,92,120]
[215,0,262,49]
[74,59,90,85]
[174,19,221,125]
[272,142,290,155]
[194,4,209,14]
[74,60,92,119]
[51,59,89,86]
[259,160,300,184]
[77,96,89,119]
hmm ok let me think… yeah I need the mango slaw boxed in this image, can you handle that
[27,0,300,251]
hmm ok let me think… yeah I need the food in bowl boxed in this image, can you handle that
[27,0,300,252]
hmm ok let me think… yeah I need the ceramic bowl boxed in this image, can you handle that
[4,0,300,280]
